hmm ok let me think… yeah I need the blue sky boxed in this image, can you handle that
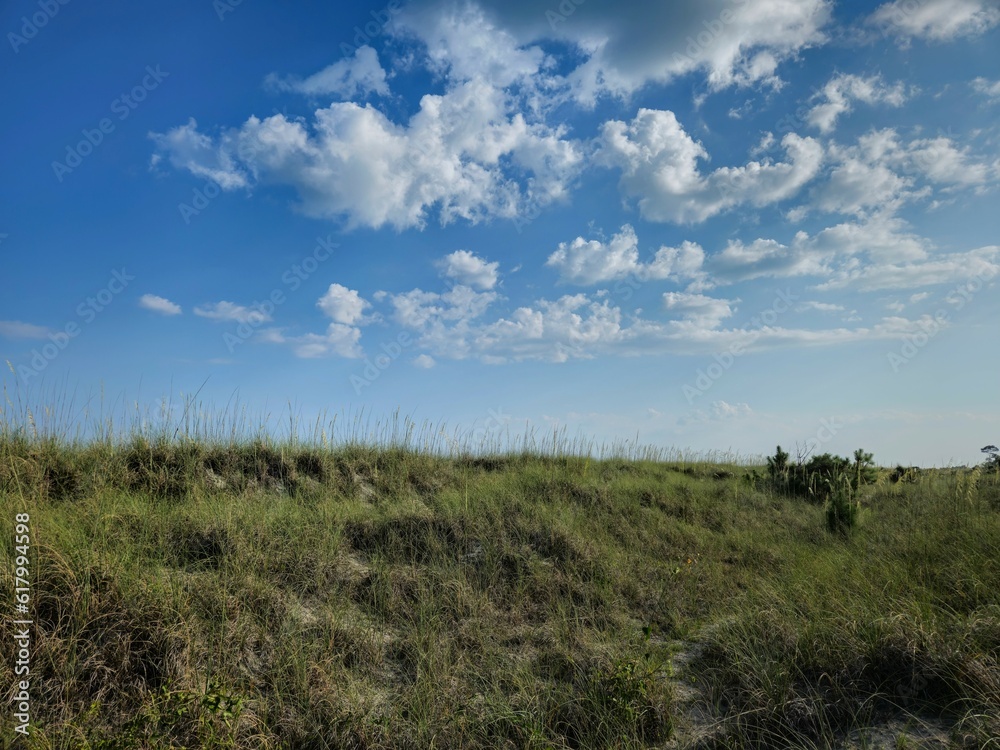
[2,0,998,465]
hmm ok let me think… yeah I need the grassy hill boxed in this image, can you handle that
[1,406,999,748]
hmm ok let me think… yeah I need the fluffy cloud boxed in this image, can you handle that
[388,284,499,327]
[317,284,372,325]
[546,212,974,293]
[870,0,1000,41]
[805,214,930,263]
[469,295,630,362]
[139,294,182,316]
[403,0,832,103]
[436,250,499,290]
[807,130,919,216]
[262,284,376,358]
[809,155,915,216]
[544,215,994,296]
[545,224,707,286]
[149,6,590,231]
[707,214,936,282]
[545,225,641,285]
[802,128,997,221]
[393,2,546,88]
[151,77,583,230]
[807,73,909,133]
[265,46,389,98]
[903,136,997,187]
[645,242,709,286]
[150,0,836,230]
[599,109,823,223]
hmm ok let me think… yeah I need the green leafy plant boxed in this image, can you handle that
[89,681,244,749]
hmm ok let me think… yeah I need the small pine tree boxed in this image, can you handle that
[826,474,860,534]
[767,445,790,484]
[851,448,877,490]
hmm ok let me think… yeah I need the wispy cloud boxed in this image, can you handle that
[806,73,910,133]
[194,301,272,323]
[0,320,51,339]
[264,45,389,98]
[870,0,1000,41]
[972,77,1000,101]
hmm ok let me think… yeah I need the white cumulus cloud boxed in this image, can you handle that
[599,108,824,224]
[139,294,182,316]
[317,284,372,325]
[436,250,499,290]
[151,78,583,231]
[265,46,389,99]
[546,224,708,287]
[546,225,641,285]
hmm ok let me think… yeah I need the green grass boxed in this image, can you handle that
[1,386,999,748]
